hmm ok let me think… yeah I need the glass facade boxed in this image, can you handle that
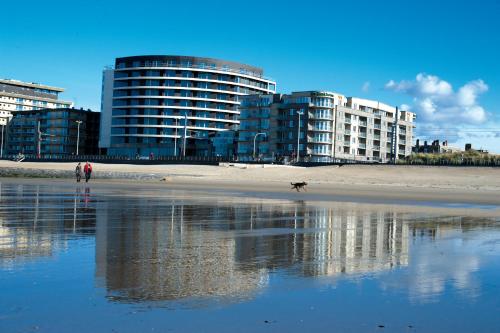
[6,108,100,157]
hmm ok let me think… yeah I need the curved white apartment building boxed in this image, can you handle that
[100,55,276,157]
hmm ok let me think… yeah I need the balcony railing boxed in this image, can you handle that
[344,129,351,135]
[359,132,367,138]
[358,143,366,149]
[373,145,380,150]
[344,141,351,146]
[374,135,381,140]
[309,112,333,120]
[344,118,352,124]
[310,138,331,144]
[359,121,367,127]
[374,124,381,129]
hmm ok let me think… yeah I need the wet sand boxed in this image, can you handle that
[1,161,500,211]
[2,176,500,218]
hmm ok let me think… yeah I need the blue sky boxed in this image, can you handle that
[1,0,499,151]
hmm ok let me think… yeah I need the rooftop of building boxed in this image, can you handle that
[0,79,65,92]
[114,55,270,80]
[289,90,346,98]
[11,107,97,115]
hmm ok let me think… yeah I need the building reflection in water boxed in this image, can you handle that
[0,183,96,266]
[94,198,410,303]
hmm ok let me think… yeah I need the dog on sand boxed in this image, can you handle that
[291,182,307,192]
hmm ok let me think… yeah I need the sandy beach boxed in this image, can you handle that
[1,160,500,210]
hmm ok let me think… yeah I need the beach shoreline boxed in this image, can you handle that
[1,160,500,217]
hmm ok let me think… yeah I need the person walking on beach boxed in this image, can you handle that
[84,161,92,183]
[75,162,82,182]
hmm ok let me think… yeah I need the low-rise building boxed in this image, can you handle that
[6,108,100,157]
[238,91,416,163]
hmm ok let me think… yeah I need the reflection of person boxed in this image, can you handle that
[84,161,92,183]
[84,187,90,207]
[75,163,82,182]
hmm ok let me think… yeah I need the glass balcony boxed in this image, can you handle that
[344,118,351,124]
[359,121,367,127]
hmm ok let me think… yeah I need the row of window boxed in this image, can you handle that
[114,76,271,90]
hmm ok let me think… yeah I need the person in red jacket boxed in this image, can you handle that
[83,161,93,183]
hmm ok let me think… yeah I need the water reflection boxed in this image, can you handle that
[0,183,96,266]
[0,182,498,306]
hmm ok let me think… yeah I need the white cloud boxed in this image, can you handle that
[384,73,500,152]
[361,81,370,92]
[400,104,411,111]
[385,73,488,125]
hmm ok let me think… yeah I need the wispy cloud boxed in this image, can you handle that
[361,81,370,92]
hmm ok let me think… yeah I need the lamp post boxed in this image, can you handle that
[0,123,4,159]
[37,120,55,158]
[174,117,178,157]
[253,132,266,160]
[75,120,82,156]
[182,113,188,158]
[296,110,304,163]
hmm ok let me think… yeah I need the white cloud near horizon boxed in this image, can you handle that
[384,73,499,152]
[385,73,489,125]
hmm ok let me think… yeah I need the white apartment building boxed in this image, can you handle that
[0,79,73,121]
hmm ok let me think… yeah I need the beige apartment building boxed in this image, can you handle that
[334,97,416,162]
[238,91,416,163]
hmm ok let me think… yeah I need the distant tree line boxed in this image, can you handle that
[399,151,500,166]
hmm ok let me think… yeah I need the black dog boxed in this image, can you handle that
[291,182,308,192]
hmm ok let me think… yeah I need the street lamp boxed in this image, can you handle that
[182,113,188,158]
[253,132,266,160]
[0,123,4,159]
[37,120,55,158]
[296,110,304,163]
[75,120,82,156]
[173,117,179,157]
